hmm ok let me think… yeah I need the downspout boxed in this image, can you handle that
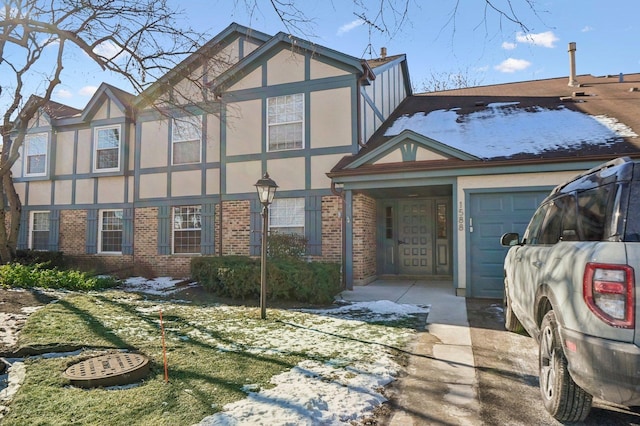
[217,93,224,257]
[331,180,347,289]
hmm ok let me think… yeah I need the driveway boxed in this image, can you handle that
[338,281,640,425]
[467,298,640,425]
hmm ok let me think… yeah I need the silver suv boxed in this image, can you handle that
[501,157,640,422]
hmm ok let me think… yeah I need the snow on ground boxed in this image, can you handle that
[384,103,638,159]
[1,278,428,425]
[119,276,198,295]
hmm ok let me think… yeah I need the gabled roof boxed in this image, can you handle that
[27,95,81,120]
[82,83,136,121]
[135,22,272,107]
[210,31,366,93]
[330,73,640,176]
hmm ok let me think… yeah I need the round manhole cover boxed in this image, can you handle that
[63,353,150,388]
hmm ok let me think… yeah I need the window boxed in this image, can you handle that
[577,185,614,241]
[270,198,304,235]
[94,126,121,171]
[24,133,48,176]
[173,206,201,253]
[99,210,123,253]
[172,116,202,164]
[523,204,548,245]
[267,93,304,151]
[385,206,393,239]
[29,211,49,250]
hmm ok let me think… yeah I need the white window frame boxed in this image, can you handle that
[172,205,202,254]
[24,133,48,177]
[269,197,305,235]
[93,125,121,172]
[172,115,202,165]
[98,209,123,254]
[29,211,50,250]
[267,93,304,152]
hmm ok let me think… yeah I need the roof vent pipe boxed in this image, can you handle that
[568,42,579,87]
[380,47,387,59]
[619,73,625,83]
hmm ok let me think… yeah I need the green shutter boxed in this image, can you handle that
[306,195,322,256]
[48,210,60,251]
[122,208,134,255]
[17,210,28,250]
[250,199,261,256]
[158,206,171,255]
[201,203,215,255]
[86,209,98,254]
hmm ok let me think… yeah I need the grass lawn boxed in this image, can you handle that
[2,289,423,425]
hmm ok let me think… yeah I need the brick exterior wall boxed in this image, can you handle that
[60,209,135,277]
[54,196,345,279]
[352,193,377,282]
[320,195,342,262]
[220,200,251,256]
[59,210,87,255]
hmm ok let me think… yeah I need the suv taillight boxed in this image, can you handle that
[583,263,635,328]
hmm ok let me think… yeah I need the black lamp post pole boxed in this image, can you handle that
[260,204,269,320]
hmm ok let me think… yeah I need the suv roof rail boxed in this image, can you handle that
[551,156,633,195]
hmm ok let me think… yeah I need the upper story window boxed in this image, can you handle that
[173,205,201,254]
[94,125,121,172]
[99,210,123,253]
[29,211,49,250]
[24,133,48,176]
[267,93,304,151]
[172,116,202,165]
[269,197,305,235]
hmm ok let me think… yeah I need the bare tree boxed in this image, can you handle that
[419,68,484,93]
[0,0,206,262]
[246,1,542,49]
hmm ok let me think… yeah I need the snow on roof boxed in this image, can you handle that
[384,102,638,159]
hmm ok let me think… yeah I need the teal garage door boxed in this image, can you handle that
[468,190,550,298]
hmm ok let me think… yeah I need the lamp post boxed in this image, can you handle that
[254,172,278,319]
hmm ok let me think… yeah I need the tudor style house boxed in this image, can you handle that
[12,24,640,298]
[12,23,410,280]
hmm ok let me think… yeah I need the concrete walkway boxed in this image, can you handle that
[337,280,480,425]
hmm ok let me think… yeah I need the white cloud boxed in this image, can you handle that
[337,19,364,36]
[502,41,517,50]
[515,31,559,48]
[476,65,490,72]
[79,86,98,96]
[581,26,594,32]
[56,89,73,99]
[494,58,531,73]
[93,40,127,60]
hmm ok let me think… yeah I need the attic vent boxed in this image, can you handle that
[629,87,639,92]
[474,101,486,107]
[573,91,586,97]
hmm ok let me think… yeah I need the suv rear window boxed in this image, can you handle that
[576,184,613,241]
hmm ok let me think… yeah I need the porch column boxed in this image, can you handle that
[344,189,354,290]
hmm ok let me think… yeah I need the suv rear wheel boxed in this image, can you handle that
[504,286,524,333]
[539,310,592,422]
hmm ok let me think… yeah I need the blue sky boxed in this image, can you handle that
[45,0,640,108]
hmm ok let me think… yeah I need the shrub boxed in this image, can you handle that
[0,263,119,291]
[191,256,341,304]
[268,233,308,261]
[14,249,66,269]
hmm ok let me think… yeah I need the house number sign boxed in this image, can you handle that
[458,202,464,231]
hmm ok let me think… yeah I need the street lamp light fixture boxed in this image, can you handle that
[254,172,278,319]
[255,172,278,206]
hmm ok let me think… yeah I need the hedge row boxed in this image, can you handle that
[191,256,341,305]
[0,263,119,291]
